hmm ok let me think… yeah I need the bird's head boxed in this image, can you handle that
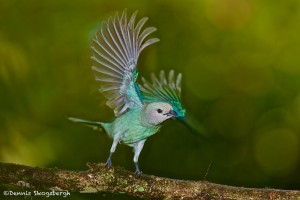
[142,102,179,126]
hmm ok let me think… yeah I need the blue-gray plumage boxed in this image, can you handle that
[69,10,186,175]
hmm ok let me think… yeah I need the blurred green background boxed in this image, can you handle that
[1,0,300,199]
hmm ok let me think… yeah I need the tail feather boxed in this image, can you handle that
[68,117,105,131]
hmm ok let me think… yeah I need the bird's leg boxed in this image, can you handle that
[133,139,146,176]
[134,162,140,175]
[105,152,113,169]
[106,135,120,169]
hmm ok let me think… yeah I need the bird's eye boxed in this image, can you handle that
[157,109,163,113]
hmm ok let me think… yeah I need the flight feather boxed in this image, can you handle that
[139,70,185,117]
[91,10,160,116]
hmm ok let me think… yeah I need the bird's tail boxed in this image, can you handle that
[68,117,110,133]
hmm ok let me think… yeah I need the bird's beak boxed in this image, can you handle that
[164,109,178,117]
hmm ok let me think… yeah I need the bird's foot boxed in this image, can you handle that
[105,159,112,169]
[135,169,142,176]
[134,162,142,176]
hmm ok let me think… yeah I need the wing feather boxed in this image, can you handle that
[138,27,157,45]
[112,17,129,62]
[139,70,185,117]
[93,36,126,71]
[91,10,159,116]
[92,67,122,79]
[101,23,127,69]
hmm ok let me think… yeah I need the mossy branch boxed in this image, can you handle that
[0,162,299,199]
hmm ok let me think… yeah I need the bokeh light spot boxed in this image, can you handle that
[225,66,273,97]
[205,0,252,29]
[0,36,29,84]
[254,129,299,177]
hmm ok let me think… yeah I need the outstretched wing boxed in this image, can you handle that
[91,10,160,116]
[139,70,186,117]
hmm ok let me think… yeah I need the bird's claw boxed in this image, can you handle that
[105,159,112,169]
[135,169,142,176]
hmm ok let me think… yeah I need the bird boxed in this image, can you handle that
[69,10,186,175]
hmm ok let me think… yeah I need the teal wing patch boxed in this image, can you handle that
[139,70,186,117]
[91,10,160,116]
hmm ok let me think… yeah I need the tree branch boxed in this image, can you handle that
[0,162,299,199]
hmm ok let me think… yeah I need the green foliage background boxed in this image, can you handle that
[1,0,300,198]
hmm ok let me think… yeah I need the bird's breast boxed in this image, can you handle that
[111,109,160,144]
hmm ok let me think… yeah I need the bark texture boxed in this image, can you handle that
[0,162,299,199]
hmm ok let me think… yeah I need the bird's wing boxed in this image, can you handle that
[139,70,186,117]
[91,10,159,116]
